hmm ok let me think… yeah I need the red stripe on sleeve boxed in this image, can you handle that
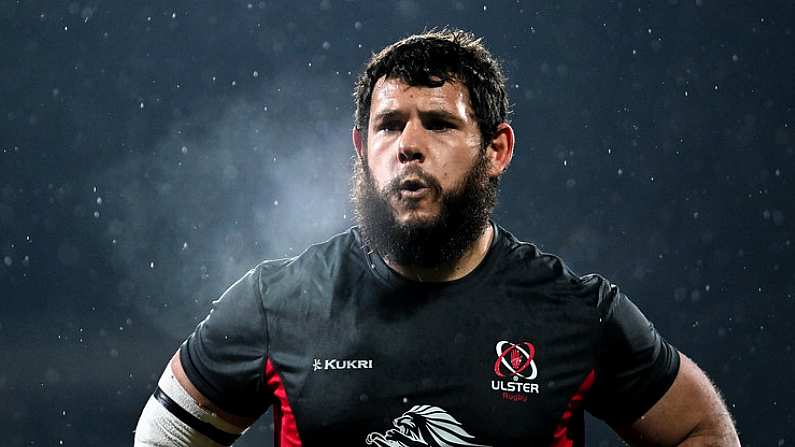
[550,369,596,447]
[265,358,303,447]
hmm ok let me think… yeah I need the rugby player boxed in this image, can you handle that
[135,29,740,446]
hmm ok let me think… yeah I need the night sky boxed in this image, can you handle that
[1,1,793,445]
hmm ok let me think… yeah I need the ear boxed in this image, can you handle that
[485,122,515,177]
[352,127,365,159]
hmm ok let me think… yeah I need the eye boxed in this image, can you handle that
[378,120,403,133]
[425,119,454,132]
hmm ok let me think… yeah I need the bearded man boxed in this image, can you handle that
[135,29,740,447]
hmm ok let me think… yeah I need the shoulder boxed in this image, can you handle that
[494,225,616,309]
[496,225,571,281]
[250,227,365,295]
[255,226,359,272]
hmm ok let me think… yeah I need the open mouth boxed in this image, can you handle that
[398,179,430,198]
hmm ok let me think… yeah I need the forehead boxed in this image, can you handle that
[369,76,474,118]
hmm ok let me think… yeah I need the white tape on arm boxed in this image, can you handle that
[133,367,245,446]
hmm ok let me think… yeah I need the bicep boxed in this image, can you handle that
[178,267,272,417]
[134,352,253,447]
[585,284,681,424]
[171,352,258,429]
[613,352,737,446]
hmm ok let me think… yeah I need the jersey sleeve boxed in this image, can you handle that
[584,275,681,426]
[179,265,271,418]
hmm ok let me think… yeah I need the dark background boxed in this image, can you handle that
[1,0,793,445]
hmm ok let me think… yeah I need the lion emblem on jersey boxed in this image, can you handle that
[365,405,490,447]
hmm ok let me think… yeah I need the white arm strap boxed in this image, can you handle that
[134,366,245,446]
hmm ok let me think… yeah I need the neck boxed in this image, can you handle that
[384,223,494,283]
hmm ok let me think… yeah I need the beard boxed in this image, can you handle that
[352,152,498,268]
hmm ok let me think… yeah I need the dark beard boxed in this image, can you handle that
[352,152,498,268]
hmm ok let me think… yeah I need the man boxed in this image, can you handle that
[135,29,740,446]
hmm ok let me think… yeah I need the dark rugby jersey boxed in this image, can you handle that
[179,224,679,446]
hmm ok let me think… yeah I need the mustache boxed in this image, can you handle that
[382,166,443,197]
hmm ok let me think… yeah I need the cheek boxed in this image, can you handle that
[438,166,452,183]
[442,153,478,185]
[365,151,392,191]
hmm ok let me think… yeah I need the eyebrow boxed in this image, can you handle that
[372,110,406,123]
[420,109,464,125]
[372,109,465,125]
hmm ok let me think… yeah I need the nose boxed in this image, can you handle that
[397,120,425,164]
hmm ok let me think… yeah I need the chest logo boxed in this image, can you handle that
[365,405,490,447]
[312,358,372,371]
[491,340,541,401]
[494,341,538,380]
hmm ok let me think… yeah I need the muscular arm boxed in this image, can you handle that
[169,352,259,428]
[613,352,740,446]
[135,266,272,445]
[134,352,258,446]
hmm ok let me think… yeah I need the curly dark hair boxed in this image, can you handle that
[353,28,510,149]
